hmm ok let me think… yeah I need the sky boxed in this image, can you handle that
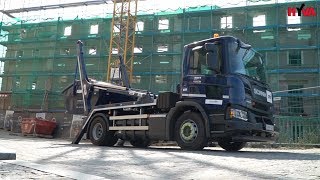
[0,0,307,10]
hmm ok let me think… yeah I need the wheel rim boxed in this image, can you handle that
[180,119,198,143]
[92,122,103,140]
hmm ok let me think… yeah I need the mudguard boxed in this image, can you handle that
[166,101,211,140]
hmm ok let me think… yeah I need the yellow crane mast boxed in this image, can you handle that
[107,0,138,85]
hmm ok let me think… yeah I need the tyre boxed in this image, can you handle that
[104,134,118,146]
[89,113,118,146]
[174,112,207,150]
[130,138,151,148]
[218,140,246,151]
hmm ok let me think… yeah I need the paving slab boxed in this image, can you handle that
[6,160,106,180]
[0,161,69,179]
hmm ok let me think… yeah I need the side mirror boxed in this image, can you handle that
[237,39,251,49]
[206,52,220,73]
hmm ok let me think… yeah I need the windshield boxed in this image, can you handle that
[229,43,266,83]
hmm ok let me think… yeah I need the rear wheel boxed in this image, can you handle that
[218,140,246,151]
[130,138,151,148]
[89,114,118,146]
[174,112,207,150]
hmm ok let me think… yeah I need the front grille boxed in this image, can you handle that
[244,83,252,95]
[253,101,269,112]
[255,117,263,123]
[255,116,273,125]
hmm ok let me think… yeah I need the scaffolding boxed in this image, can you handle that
[0,0,319,142]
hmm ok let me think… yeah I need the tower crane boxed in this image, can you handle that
[107,0,138,86]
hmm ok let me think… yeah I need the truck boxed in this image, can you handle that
[63,35,278,151]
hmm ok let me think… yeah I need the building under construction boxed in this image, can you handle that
[0,0,319,143]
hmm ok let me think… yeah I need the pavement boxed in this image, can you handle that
[1,161,105,179]
[0,131,105,179]
[0,161,73,179]
[0,129,320,179]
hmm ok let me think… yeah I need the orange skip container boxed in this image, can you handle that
[21,118,56,135]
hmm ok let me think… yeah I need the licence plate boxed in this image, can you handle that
[265,124,274,131]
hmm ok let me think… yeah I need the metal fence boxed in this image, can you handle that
[275,116,320,144]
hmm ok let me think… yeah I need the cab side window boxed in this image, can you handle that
[188,49,214,75]
[188,52,198,74]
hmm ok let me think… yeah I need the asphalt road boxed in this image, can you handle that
[0,130,319,179]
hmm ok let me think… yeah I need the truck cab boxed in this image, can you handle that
[177,36,277,150]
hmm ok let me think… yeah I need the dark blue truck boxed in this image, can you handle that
[64,36,278,151]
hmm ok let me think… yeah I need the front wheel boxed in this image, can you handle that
[89,114,118,146]
[174,112,207,150]
[218,140,246,151]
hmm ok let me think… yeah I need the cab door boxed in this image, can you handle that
[181,43,228,112]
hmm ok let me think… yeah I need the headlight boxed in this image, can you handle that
[230,108,248,121]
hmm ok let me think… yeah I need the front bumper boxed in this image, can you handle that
[209,104,278,142]
[223,120,279,142]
